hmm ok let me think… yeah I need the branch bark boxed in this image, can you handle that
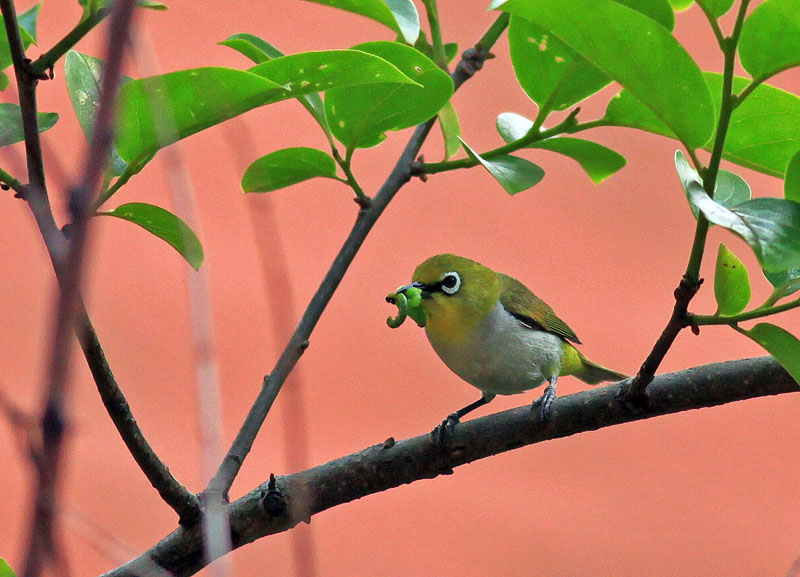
[206,13,511,497]
[103,356,798,577]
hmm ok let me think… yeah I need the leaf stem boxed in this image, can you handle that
[420,109,590,175]
[0,165,23,193]
[692,296,800,325]
[696,3,725,49]
[332,148,369,204]
[423,0,448,71]
[28,7,110,78]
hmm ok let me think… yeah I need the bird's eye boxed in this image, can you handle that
[440,272,461,295]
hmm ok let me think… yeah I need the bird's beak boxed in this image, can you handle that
[396,281,434,299]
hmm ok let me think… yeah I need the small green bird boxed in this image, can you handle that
[391,254,627,435]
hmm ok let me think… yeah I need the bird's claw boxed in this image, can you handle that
[532,388,556,423]
[432,413,460,447]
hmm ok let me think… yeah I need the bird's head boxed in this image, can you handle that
[396,254,500,343]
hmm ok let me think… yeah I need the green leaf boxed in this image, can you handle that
[714,243,751,315]
[241,147,339,192]
[696,0,734,17]
[669,0,694,11]
[613,0,675,29]
[116,53,415,165]
[0,72,8,91]
[99,203,204,270]
[607,74,800,178]
[741,323,800,384]
[460,137,544,196]
[437,100,461,160]
[220,34,329,136]
[65,51,130,177]
[531,138,626,184]
[496,112,625,183]
[739,0,800,81]
[302,0,420,44]
[0,558,15,577]
[384,0,420,45]
[0,4,40,73]
[325,41,453,150]
[18,4,40,43]
[674,149,751,220]
[508,16,609,112]
[715,74,800,178]
[764,268,800,301]
[498,0,713,149]
[115,68,281,166]
[684,180,800,272]
[784,149,800,203]
[0,102,58,147]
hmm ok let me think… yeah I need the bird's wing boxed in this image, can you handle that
[497,273,582,344]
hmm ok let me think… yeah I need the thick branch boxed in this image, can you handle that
[102,356,798,577]
[206,13,510,497]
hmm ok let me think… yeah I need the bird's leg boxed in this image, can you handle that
[532,375,558,422]
[433,393,495,445]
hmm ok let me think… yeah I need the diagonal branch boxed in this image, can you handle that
[206,12,512,498]
[103,356,798,577]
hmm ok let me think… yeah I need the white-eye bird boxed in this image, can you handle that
[393,254,627,433]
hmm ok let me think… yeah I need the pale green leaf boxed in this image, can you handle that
[460,137,544,195]
[65,51,129,176]
[0,102,57,147]
[714,243,751,315]
[437,100,461,160]
[785,149,800,203]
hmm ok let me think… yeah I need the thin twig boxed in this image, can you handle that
[2,0,200,526]
[103,357,799,577]
[206,12,511,498]
[14,1,137,575]
[28,7,111,78]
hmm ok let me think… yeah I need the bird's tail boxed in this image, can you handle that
[561,343,628,385]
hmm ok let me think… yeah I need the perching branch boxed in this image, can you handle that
[206,12,512,499]
[628,0,752,397]
[103,356,798,577]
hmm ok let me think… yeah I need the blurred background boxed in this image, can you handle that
[1,1,799,575]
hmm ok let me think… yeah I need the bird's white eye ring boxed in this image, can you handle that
[440,272,461,295]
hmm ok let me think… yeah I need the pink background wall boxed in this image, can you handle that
[1,1,799,575]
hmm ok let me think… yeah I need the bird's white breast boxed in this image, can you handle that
[426,301,564,395]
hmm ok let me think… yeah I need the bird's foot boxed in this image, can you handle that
[531,387,556,423]
[431,412,460,447]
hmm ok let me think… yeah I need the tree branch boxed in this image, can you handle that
[627,0,751,397]
[102,356,798,577]
[206,12,511,498]
[17,0,138,574]
[28,7,111,78]
[1,0,199,527]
